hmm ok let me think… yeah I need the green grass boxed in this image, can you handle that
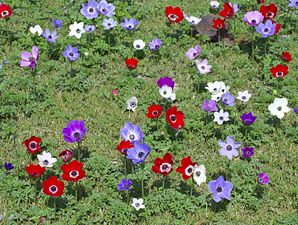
[0,0,297,224]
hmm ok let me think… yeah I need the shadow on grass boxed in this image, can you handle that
[47,196,68,210]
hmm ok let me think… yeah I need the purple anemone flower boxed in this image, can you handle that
[84,25,96,33]
[293,107,298,115]
[242,146,254,158]
[221,92,235,106]
[127,142,151,164]
[117,178,133,191]
[258,172,269,185]
[20,46,39,69]
[149,38,162,51]
[102,17,117,30]
[81,0,99,19]
[62,45,80,61]
[229,2,239,14]
[120,122,144,143]
[4,162,14,171]
[208,176,233,202]
[62,120,87,143]
[218,136,241,160]
[120,18,139,31]
[185,46,201,60]
[201,99,218,113]
[243,11,264,27]
[288,0,298,9]
[157,76,175,89]
[256,20,276,38]
[53,19,62,29]
[97,1,115,17]
[241,112,257,125]
[42,29,58,43]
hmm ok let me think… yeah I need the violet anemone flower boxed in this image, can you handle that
[242,146,254,158]
[258,172,269,185]
[241,112,257,125]
[157,76,175,89]
[62,45,80,61]
[293,107,298,116]
[81,0,99,19]
[102,17,117,30]
[20,46,39,69]
[53,19,62,29]
[256,20,276,38]
[120,18,139,31]
[243,11,264,26]
[117,178,133,191]
[62,120,87,143]
[149,38,162,51]
[84,25,96,33]
[4,162,14,171]
[97,1,115,17]
[288,0,298,10]
[201,99,218,113]
[185,46,201,60]
[127,142,151,164]
[208,176,233,202]
[218,136,241,160]
[42,29,58,43]
[221,92,235,106]
[120,122,144,143]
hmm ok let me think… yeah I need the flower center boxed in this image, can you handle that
[69,52,74,57]
[170,115,176,122]
[226,145,233,151]
[277,106,282,111]
[138,151,145,158]
[102,8,107,13]
[43,160,49,165]
[130,102,136,107]
[32,172,38,177]
[196,171,201,177]
[29,141,37,150]
[160,163,171,173]
[259,178,263,183]
[129,134,135,140]
[185,166,193,176]
[246,151,251,156]
[152,110,158,116]
[50,185,57,193]
[48,35,52,39]
[73,132,80,138]
[135,203,140,207]
[219,116,224,120]
[251,19,256,24]
[76,29,81,33]
[242,96,246,100]
[218,24,222,28]
[2,11,8,16]
[136,44,140,48]
[155,45,160,49]
[264,28,269,33]
[201,66,205,70]
[169,14,178,21]
[216,187,223,193]
[70,170,78,178]
[276,72,283,77]
[107,23,111,26]
[127,25,132,29]
[267,12,273,17]
[89,8,94,13]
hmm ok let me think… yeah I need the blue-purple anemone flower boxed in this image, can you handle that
[120,18,139,31]
[117,178,133,191]
[97,1,115,17]
[81,0,99,19]
[53,19,62,29]
[221,92,235,106]
[102,17,117,30]
[120,122,144,143]
[208,176,233,202]
[218,136,241,160]
[62,45,80,61]
[127,142,151,164]
[149,38,162,51]
[42,29,58,43]
[256,20,276,38]
[62,120,87,143]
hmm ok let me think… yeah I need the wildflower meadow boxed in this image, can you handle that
[0,0,297,224]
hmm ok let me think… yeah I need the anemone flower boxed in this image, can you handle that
[20,46,39,69]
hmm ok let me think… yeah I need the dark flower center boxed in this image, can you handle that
[246,151,252,156]
[218,24,222,28]
[213,88,217,91]
[276,71,283,77]
[48,35,52,39]
[129,134,135,140]
[135,203,140,207]
[102,8,107,13]
[170,115,176,122]
[193,53,197,57]
[50,185,57,193]
[163,91,167,95]
[201,66,205,70]
[29,142,37,149]
[69,52,74,57]
[277,106,282,111]
[43,160,49,165]
[152,110,158,116]
[264,28,269,33]
[122,148,128,154]
[107,23,111,26]
[259,178,263,183]
[216,187,223,193]
[226,145,233,151]
[130,102,136,107]
[169,14,178,20]
[76,29,81,33]
[219,116,224,120]
[136,44,140,48]
[138,151,145,158]
[32,172,38,177]
[187,167,193,174]
[223,98,228,102]
[267,12,272,17]
[89,8,94,13]
[2,11,8,16]
[196,171,201,177]
[251,19,256,24]
[127,25,132,29]
[242,96,246,100]
[73,132,80,138]
[70,170,78,177]
[161,164,169,171]
[155,45,159,49]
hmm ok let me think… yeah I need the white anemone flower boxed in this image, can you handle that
[210,1,220,9]
[268,98,291,119]
[237,90,252,102]
[214,109,229,125]
[29,25,43,36]
[184,14,201,26]
[69,21,85,39]
[159,85,176,101]
[211,92,224,102]
[133,39,145,50]
[131,198,145,211]
[193,165,206,186]
[37,152,57,168]
[127,96,138,112]
[205,81,228,95]
[196,59,212,75]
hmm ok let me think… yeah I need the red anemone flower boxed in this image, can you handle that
[176,156,197,180]
[42,176,64,197]
[61,160,86,182]
[0,4,12,19]
[165,6,184,23]
[25,164,45,178]
[166,106,185,130]
[24,136,42,154]
[219,3,234,18]
[117,140,134,155]
[212,18,225,29]
[152,153,173,176]
[257,0,265,4]
[281,52,292,62]
[260,3,277,19]
[146,104,162,119]
[125,58,138,70]
[59,149,73,162]
[270,64,288,78]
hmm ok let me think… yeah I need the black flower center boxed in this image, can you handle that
[48,35,52,39]
[251,19,256,24]
[50,185,57,193]
[76,29,81,33]
[277,72,283,77]
[170,115,176,122]
[138,151,145,158]
[264,28,269,33]
[218,24,222,28]
[69,52,74,57]
[224,98,228,102]
[213,88,217,91]
[70,170,78,177]
[29,142,37,149]
[2,11,8,16]
[135,203,140,207]
[73,132,80,138]
[107,23,111,26]
[102,8,107,13]
[201,66,205,70]
[219,116,224,120]
[89,8,94,13]
[216,187,223,193]
[163,91,167,95]
[226,145,233,151]
[43,160,49,165]
[155,45,159,49]
[161,164,169,171]
[259,178,263,183]
[246,151,251,156]
[129,134,135,140]
[242,96,246,100]
[136,44,140,48]
[277,106,282,111]
[267,12,272,17]
[169,14,178,20]
[152,110,158,116]
[128,25,132,29]
[187,167,193,174]
[130,102,136,107]
[196,171,201,177]
[32,172,38,177]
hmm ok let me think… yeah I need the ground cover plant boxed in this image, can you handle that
[0,0,297,224]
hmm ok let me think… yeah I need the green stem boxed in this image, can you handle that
[190,177,194,196]
[53,197,57,219]
[77,141,80,162]
[141,164,145,199]
[124,156,127,179]
[218,30,221,44]
[76,182,78,203]
[35,179,38,204]
[126,190,129,204]
[252,32,255,61]
[162,176,165,193]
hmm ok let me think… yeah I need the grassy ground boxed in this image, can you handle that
[0,0,297,224]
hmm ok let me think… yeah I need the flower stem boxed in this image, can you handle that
[75,182,78,203]
[77,141,80,162]
[162,176,165,193]
[124,156,127,179]
[190,177,194,196]
[35,179,38,204]
[252,32,255,61]
[218,30,221,44]
[126,190,129,204]
[53,197,57,219]
[141,163,145,199]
